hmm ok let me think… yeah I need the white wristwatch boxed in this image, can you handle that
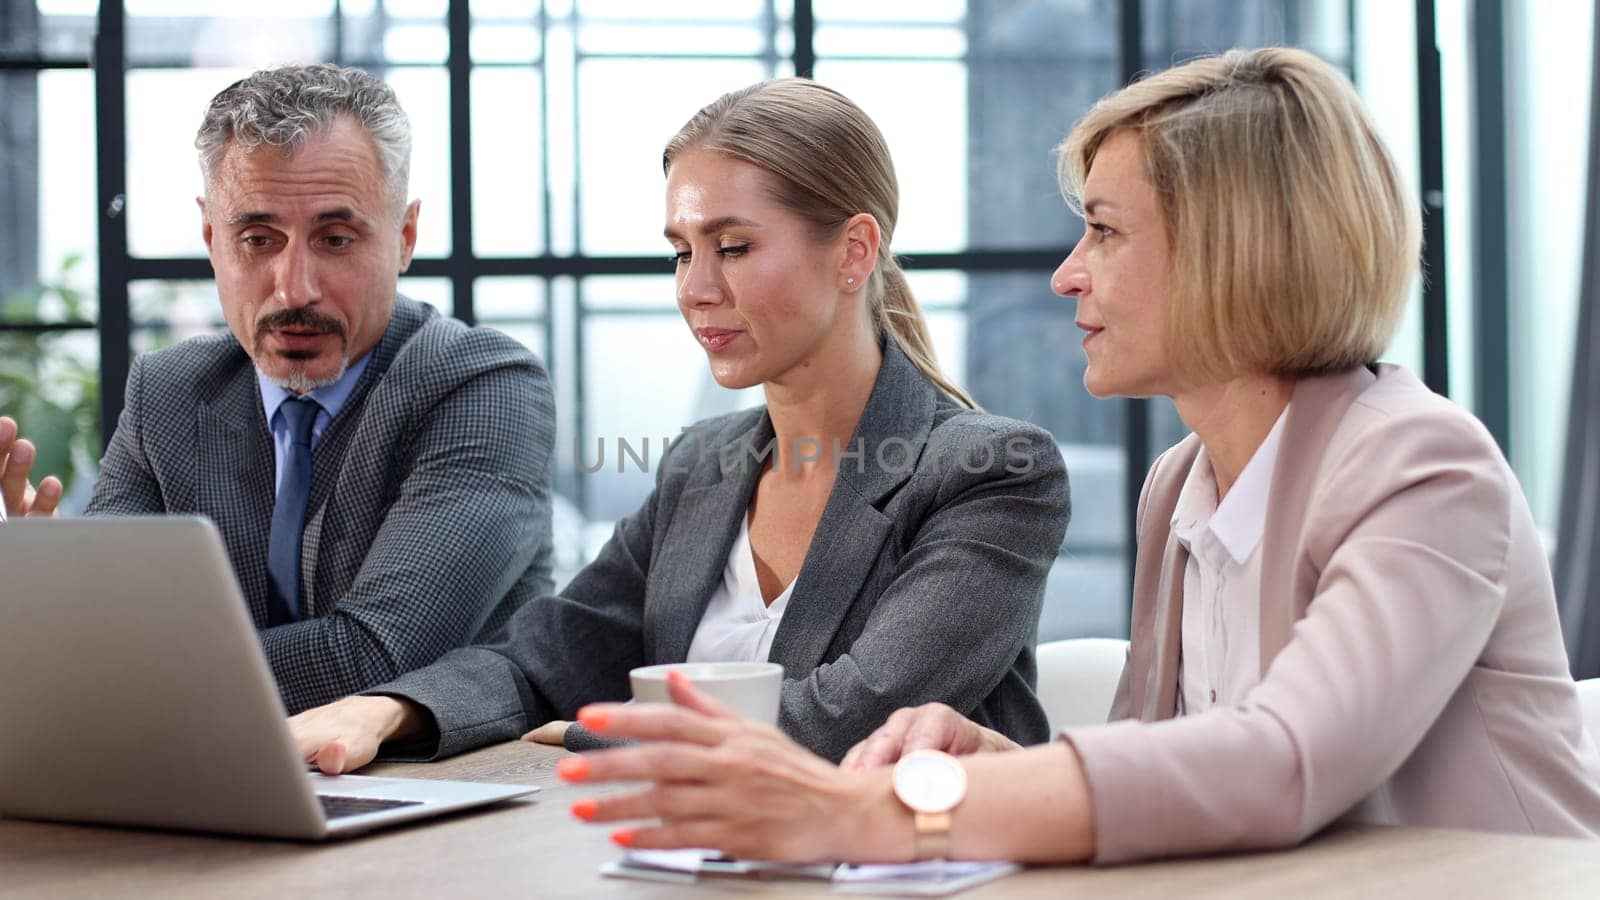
[891,749,968,860]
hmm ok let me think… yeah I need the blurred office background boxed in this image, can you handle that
[3,0,1599,674]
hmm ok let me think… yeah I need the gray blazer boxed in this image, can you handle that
[375,343,1069,762]
[1065,364,1600,863]
[86,298,557,715]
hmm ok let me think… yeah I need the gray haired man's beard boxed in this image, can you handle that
[260,360,349,395]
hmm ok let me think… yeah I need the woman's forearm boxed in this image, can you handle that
[951,741,1096,862]
[845,740,1096,864]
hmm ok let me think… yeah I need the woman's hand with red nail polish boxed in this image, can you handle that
[559,673,913,863]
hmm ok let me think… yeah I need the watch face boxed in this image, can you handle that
[892,750,968,814]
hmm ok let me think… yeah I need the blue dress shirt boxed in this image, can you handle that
[258,354,372,496]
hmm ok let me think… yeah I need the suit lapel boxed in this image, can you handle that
[1126,437,1198,721]
[649,420,767,663]
[196,363,276,627]
[767,343,934,675]
[1256,365,1377,670]
[300,299,428,617]
[767,488,894,676]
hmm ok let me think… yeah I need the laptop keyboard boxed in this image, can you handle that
[318,794,425,820]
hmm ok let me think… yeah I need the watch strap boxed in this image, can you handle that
[912,810,953,860]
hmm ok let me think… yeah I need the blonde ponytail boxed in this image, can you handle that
[875,260,977,410]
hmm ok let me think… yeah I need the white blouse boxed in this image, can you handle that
[1172,408,1287,715]
[686,515,795,664]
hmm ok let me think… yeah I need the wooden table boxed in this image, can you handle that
[2,741,1597,898]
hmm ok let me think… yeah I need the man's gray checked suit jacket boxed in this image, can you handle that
[86,298,556,714]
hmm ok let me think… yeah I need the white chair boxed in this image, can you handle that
[1578,678,1600,740]
[1035,637,1130,733]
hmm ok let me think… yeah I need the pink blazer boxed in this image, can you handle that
[1063,364,1600,863]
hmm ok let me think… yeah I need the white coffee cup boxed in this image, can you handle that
[628,661,784,725]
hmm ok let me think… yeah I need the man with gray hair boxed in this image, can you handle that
[0,64,556,714]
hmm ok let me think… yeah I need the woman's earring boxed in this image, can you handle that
[846,277,857,287]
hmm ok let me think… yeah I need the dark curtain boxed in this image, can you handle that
[1555,1,1600,680]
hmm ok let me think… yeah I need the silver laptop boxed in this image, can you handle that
[0,516,538,839]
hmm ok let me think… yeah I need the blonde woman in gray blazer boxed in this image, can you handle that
[289,79,1069,770]
[554,48,1600,864]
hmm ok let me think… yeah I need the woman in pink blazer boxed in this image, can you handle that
[554,47,1600,864]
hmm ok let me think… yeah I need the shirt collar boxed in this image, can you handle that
[257,352,372,426]
[1171,405,1289,565]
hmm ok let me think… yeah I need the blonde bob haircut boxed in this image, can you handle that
[1059,47,1422,381]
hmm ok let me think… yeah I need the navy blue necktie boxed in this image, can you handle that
[266,396,321,625]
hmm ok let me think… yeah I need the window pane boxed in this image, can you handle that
[130,279,227,355]
[813,25,966,58]
[126,68,247,259]
[398,276,451,312]
[1506,0,1593,533]
[468,277,552,415]
[813,0,963,24]
[382,25,449,64]
[582,274,674,311]
[1,2,94,59]
[123,3,451,67]
[353,1,448,64]
[472,68,545,257]
[811,61,966,254]
[126,8,336,67]
[1142,0,1350,67]
[36,69,97,317]
[489,320,548,359]
[386,68,453,258]
[1039,504,1128,639]
[383,0,447,16]
[0,329,100,513]
[471,17,544,64]
[475,275,548,321]
[576,58,765,255]
[902,269,968,386]
[575,0,766,20]
[471,0,542,18]
[965,1,1118,252]
[126,0,332,11]
[577,23,767,56]
[2,68,97,321]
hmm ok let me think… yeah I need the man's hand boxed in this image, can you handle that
[0,416,63,519]
[288,695,424,774]
[839,703,1023,772]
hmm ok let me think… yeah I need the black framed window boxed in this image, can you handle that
[0,0,99,510]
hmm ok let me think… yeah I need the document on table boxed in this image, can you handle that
[601,849,1021,896]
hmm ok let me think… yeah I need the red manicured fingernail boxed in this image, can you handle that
[578,707,611,732]
[611,829,635,847]
[555,756,590,782]
[570,798,599,821]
